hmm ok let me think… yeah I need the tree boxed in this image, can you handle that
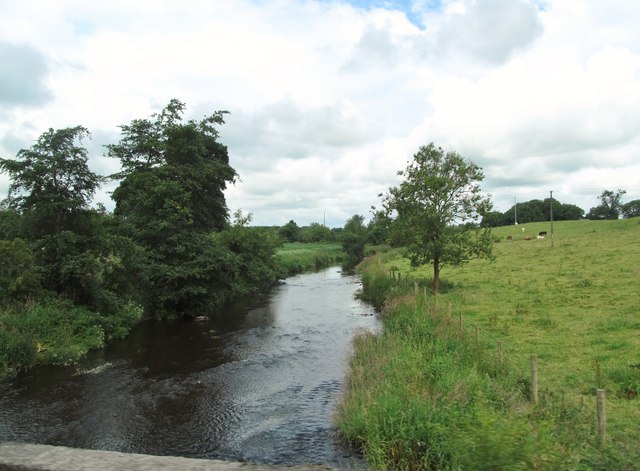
[367,209,392,244]
[341,214,367,268]
[107,99,238,316]
[279,220,301,242]
[622,199,640,219]
[556,203,584,220]
[301,223,334,242]
[0,238,41,300]
[587,189,626,220]
[382,143,493,292]
[480,210,505,228]
[0,126,101,237]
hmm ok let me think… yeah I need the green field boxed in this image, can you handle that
[338,218,640,470]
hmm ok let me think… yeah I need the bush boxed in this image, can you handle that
[0,328,36,373]
[1,299,105,370]
[0,238,41,300]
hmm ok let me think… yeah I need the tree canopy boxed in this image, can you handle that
[382,143,493,292]
[587,189,626,220]
[0,126,101,237]
[340,214,367,268]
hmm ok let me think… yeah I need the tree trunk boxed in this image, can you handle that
[433,256,440,293]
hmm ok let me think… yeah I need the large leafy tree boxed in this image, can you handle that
[382,143,493,292]
[107,99,238,316]
[0,126,100,237]
[341,214,367,268]
[622,199,640,219]
[587,189,626,220]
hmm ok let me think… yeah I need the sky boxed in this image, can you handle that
[1,0,639,228]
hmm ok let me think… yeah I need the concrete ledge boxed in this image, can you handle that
[0,443,338,471]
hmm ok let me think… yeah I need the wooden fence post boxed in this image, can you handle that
[414,282,418,295]
[597,389,606,446]
[530,355,538,404]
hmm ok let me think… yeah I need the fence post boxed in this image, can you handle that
[530,355,538,404]
[459,312,464,332]
[414,282,418,295]
[597,389,606,446]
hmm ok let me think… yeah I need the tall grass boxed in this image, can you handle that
[338,218,640,470]
[0,299,142,378]
[277,242,344,275]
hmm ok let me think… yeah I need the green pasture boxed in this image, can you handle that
[393,218,639,398]
[339,218,640,469]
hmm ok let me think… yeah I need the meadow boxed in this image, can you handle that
[337,217,640,470]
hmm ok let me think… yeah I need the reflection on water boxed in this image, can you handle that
[0,267,379,467]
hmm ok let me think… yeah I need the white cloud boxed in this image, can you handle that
[1,0,640,227]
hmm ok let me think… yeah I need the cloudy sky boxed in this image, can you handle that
[1,0,639,227]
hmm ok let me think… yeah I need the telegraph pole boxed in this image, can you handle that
[514,196,518,225]
[549,191,554,247]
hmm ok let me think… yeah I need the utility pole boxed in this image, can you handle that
[550,191,554,247]
[514,196,518,225]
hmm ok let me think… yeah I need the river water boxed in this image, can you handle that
[0,267,379,467]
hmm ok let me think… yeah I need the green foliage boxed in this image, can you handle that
[0,126,101,238]
[300,222,334,242]
[108,100,239,317]
[587,189,626,220]
[382,143,493,292]
[0,328,36,373]
[0,299,108,376]
[367,209,391,245]
[340,214,367,268]
[215,211,284,297]
[622,199,640,219]
[482,199,585,227]
[0,238,41,300]
[278,220,301,242]
[0,208,23,239]
[276,242,343,275]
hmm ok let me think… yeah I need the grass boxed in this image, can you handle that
[338,217,640,470]
[276,242,344,275]
[0,298,142,378]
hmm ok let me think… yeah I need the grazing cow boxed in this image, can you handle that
[538,231,547,238]
[506,235,513,241]
[523,236,533,240]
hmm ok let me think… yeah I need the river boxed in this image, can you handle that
[0,266,380,468]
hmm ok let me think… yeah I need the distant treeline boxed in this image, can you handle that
[481,198,584,227]
[481,190,640,228]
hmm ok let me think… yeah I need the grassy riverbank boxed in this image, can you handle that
[337,218,640,470]
[277,242,344,275]
[0,241,344,379]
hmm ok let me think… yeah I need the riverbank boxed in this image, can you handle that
[337,218,640,470]
[277,242,344,276]
[0,242,346,380]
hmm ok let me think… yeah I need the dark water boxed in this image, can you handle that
[0,267,379,467]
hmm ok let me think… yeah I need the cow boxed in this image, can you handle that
[538,231,547,238]
[506,235,513,241]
